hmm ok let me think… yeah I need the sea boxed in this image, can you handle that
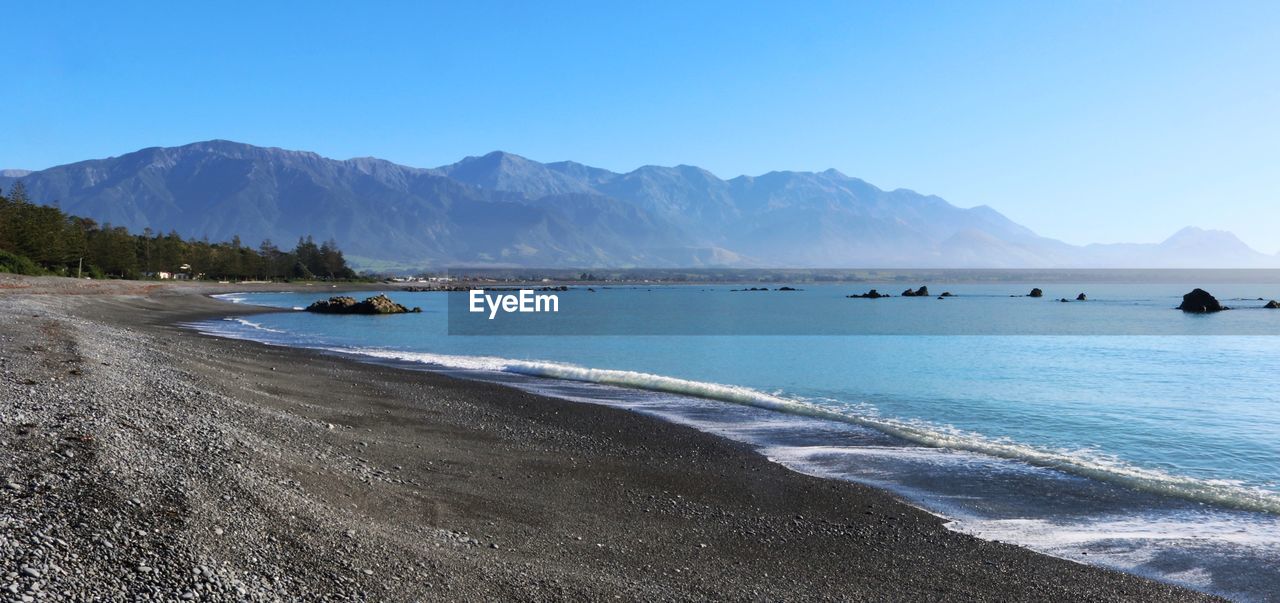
[193,279,1280,601]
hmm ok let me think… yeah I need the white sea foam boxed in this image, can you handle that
[949,514,1280,599]
[221,317,287,334]
[211,291,296,309]
[211,293,249,304]
[954,514,1280,547]
[331,346,1280,515]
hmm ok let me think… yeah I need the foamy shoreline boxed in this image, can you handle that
[201,290,1280,600]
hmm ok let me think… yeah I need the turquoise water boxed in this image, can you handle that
[196,283,1280,601]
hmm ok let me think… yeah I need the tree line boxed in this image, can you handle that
[0,182,359,280]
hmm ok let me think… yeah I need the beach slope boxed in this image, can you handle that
[0,276,1219,600]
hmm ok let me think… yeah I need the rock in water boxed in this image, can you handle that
[306,294,422,315]
[1265,300,1280,309]
[1076,293,1087,301]
[1029,288,1043,298]
[306,295,358,313]
[939,292,953,297]
[901,286,929,297]
[848,289,889,299]
[1178,289,1227,313]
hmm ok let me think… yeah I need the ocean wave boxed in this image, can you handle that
[212,292,299,309]
[211,293,249,304]
[221,317,287,334]
[953,513,1280,548]
[334,346,1280,515]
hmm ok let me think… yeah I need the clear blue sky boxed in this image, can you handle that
[3,1,1277,251]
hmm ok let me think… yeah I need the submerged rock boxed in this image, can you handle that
[305,294,422,315]
[939,292,953,297]
[1076,293,1087,301]
[1029,288,1043,298]
[1265,300,1280,309]
[1177,289,1227,313]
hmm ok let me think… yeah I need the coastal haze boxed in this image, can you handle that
[3,140,1275,271]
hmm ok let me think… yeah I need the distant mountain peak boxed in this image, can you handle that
[1159,227,1257,256]
[1166,225,1227,238]
[0,169,31,178]
[471,150,533,165]
[176,139,275,154]
[439,151,596,197]
[672,164,714,174]
[184,138,252,149]
[1163,226,1245,244]
[132,140,329,165]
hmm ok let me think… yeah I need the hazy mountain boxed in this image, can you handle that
[3,141,1274,269]
[0,169,32,178]
[435,156,1070,266]
[437,157,1085,267]
[596,165,741,242]
[0,141,697,267]
[1081,227,1277,268]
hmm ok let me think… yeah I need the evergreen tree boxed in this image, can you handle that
[8,181,28,204]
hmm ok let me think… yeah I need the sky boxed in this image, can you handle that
[3,1,1278,251]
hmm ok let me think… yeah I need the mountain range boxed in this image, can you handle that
[2,140,1275,270]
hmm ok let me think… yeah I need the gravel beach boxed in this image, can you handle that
[0,275,1222,601]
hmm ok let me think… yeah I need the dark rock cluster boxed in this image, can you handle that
[305,294,421,314]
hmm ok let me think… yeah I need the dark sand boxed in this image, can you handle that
[0,276,1221,600]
